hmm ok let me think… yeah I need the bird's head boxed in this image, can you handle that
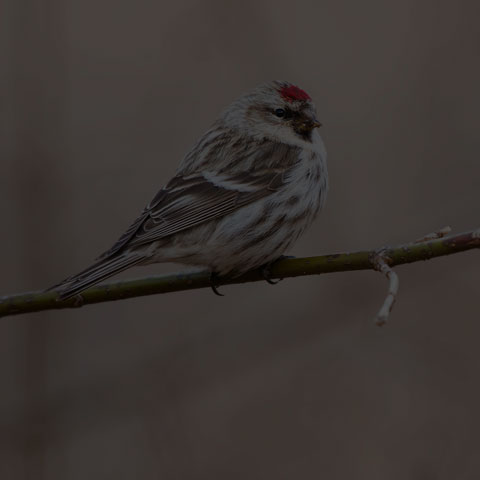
[221,81,321,146]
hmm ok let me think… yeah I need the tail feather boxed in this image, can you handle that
[51,254,145,300]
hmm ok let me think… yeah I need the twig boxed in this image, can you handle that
[370,226,467,325]
[0,227,479,319]
[370,249,399,326]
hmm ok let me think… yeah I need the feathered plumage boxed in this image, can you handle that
[52,81,328,299]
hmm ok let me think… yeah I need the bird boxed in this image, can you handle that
[51,81,328,300]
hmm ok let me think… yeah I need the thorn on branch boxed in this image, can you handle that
[371,249,399,327]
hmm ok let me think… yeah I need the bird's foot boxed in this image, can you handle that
[209,272,224,296]
[262,269,280,285]
[261,256,294,285]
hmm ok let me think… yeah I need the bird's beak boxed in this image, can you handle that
[296,116,322,133]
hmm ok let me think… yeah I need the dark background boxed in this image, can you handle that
[1,0,479,478]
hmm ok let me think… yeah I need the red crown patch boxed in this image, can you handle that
[279,84,311,102]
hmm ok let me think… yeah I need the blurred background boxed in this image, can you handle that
[1,0,479,478]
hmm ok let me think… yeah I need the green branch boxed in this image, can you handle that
[1,227,478,319]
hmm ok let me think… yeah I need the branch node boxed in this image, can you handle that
[414,225,452,243]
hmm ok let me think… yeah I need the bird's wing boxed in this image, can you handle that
[97,167,293,260]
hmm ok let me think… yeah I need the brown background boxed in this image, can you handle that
[1,0,479,478]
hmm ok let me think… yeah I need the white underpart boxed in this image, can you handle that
[151,129,328,275]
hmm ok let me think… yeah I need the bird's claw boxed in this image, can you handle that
[264,275,280,285]
[261,256,294,285]
[210,272,224,296]
[261,262,280,285]
[262,265,280,285]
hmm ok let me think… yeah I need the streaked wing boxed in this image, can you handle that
[98,167,291,260]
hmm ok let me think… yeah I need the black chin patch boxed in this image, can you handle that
[294,128,313,142]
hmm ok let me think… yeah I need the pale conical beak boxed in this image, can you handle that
[309,115,322,129]
[296,116,322,133]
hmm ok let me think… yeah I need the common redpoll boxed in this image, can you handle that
[52,81,328,299]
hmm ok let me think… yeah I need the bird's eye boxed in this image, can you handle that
[274,108,286,118]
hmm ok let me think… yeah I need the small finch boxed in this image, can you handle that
[52,81,328,299]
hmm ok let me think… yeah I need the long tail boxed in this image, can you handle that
[49,253,145,300]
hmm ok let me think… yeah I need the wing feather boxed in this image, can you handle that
[128,170,286,247]
[98,167,293,260]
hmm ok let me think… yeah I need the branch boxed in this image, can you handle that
[1,228,479,319]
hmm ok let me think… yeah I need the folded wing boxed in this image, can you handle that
[98,167,292,260]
